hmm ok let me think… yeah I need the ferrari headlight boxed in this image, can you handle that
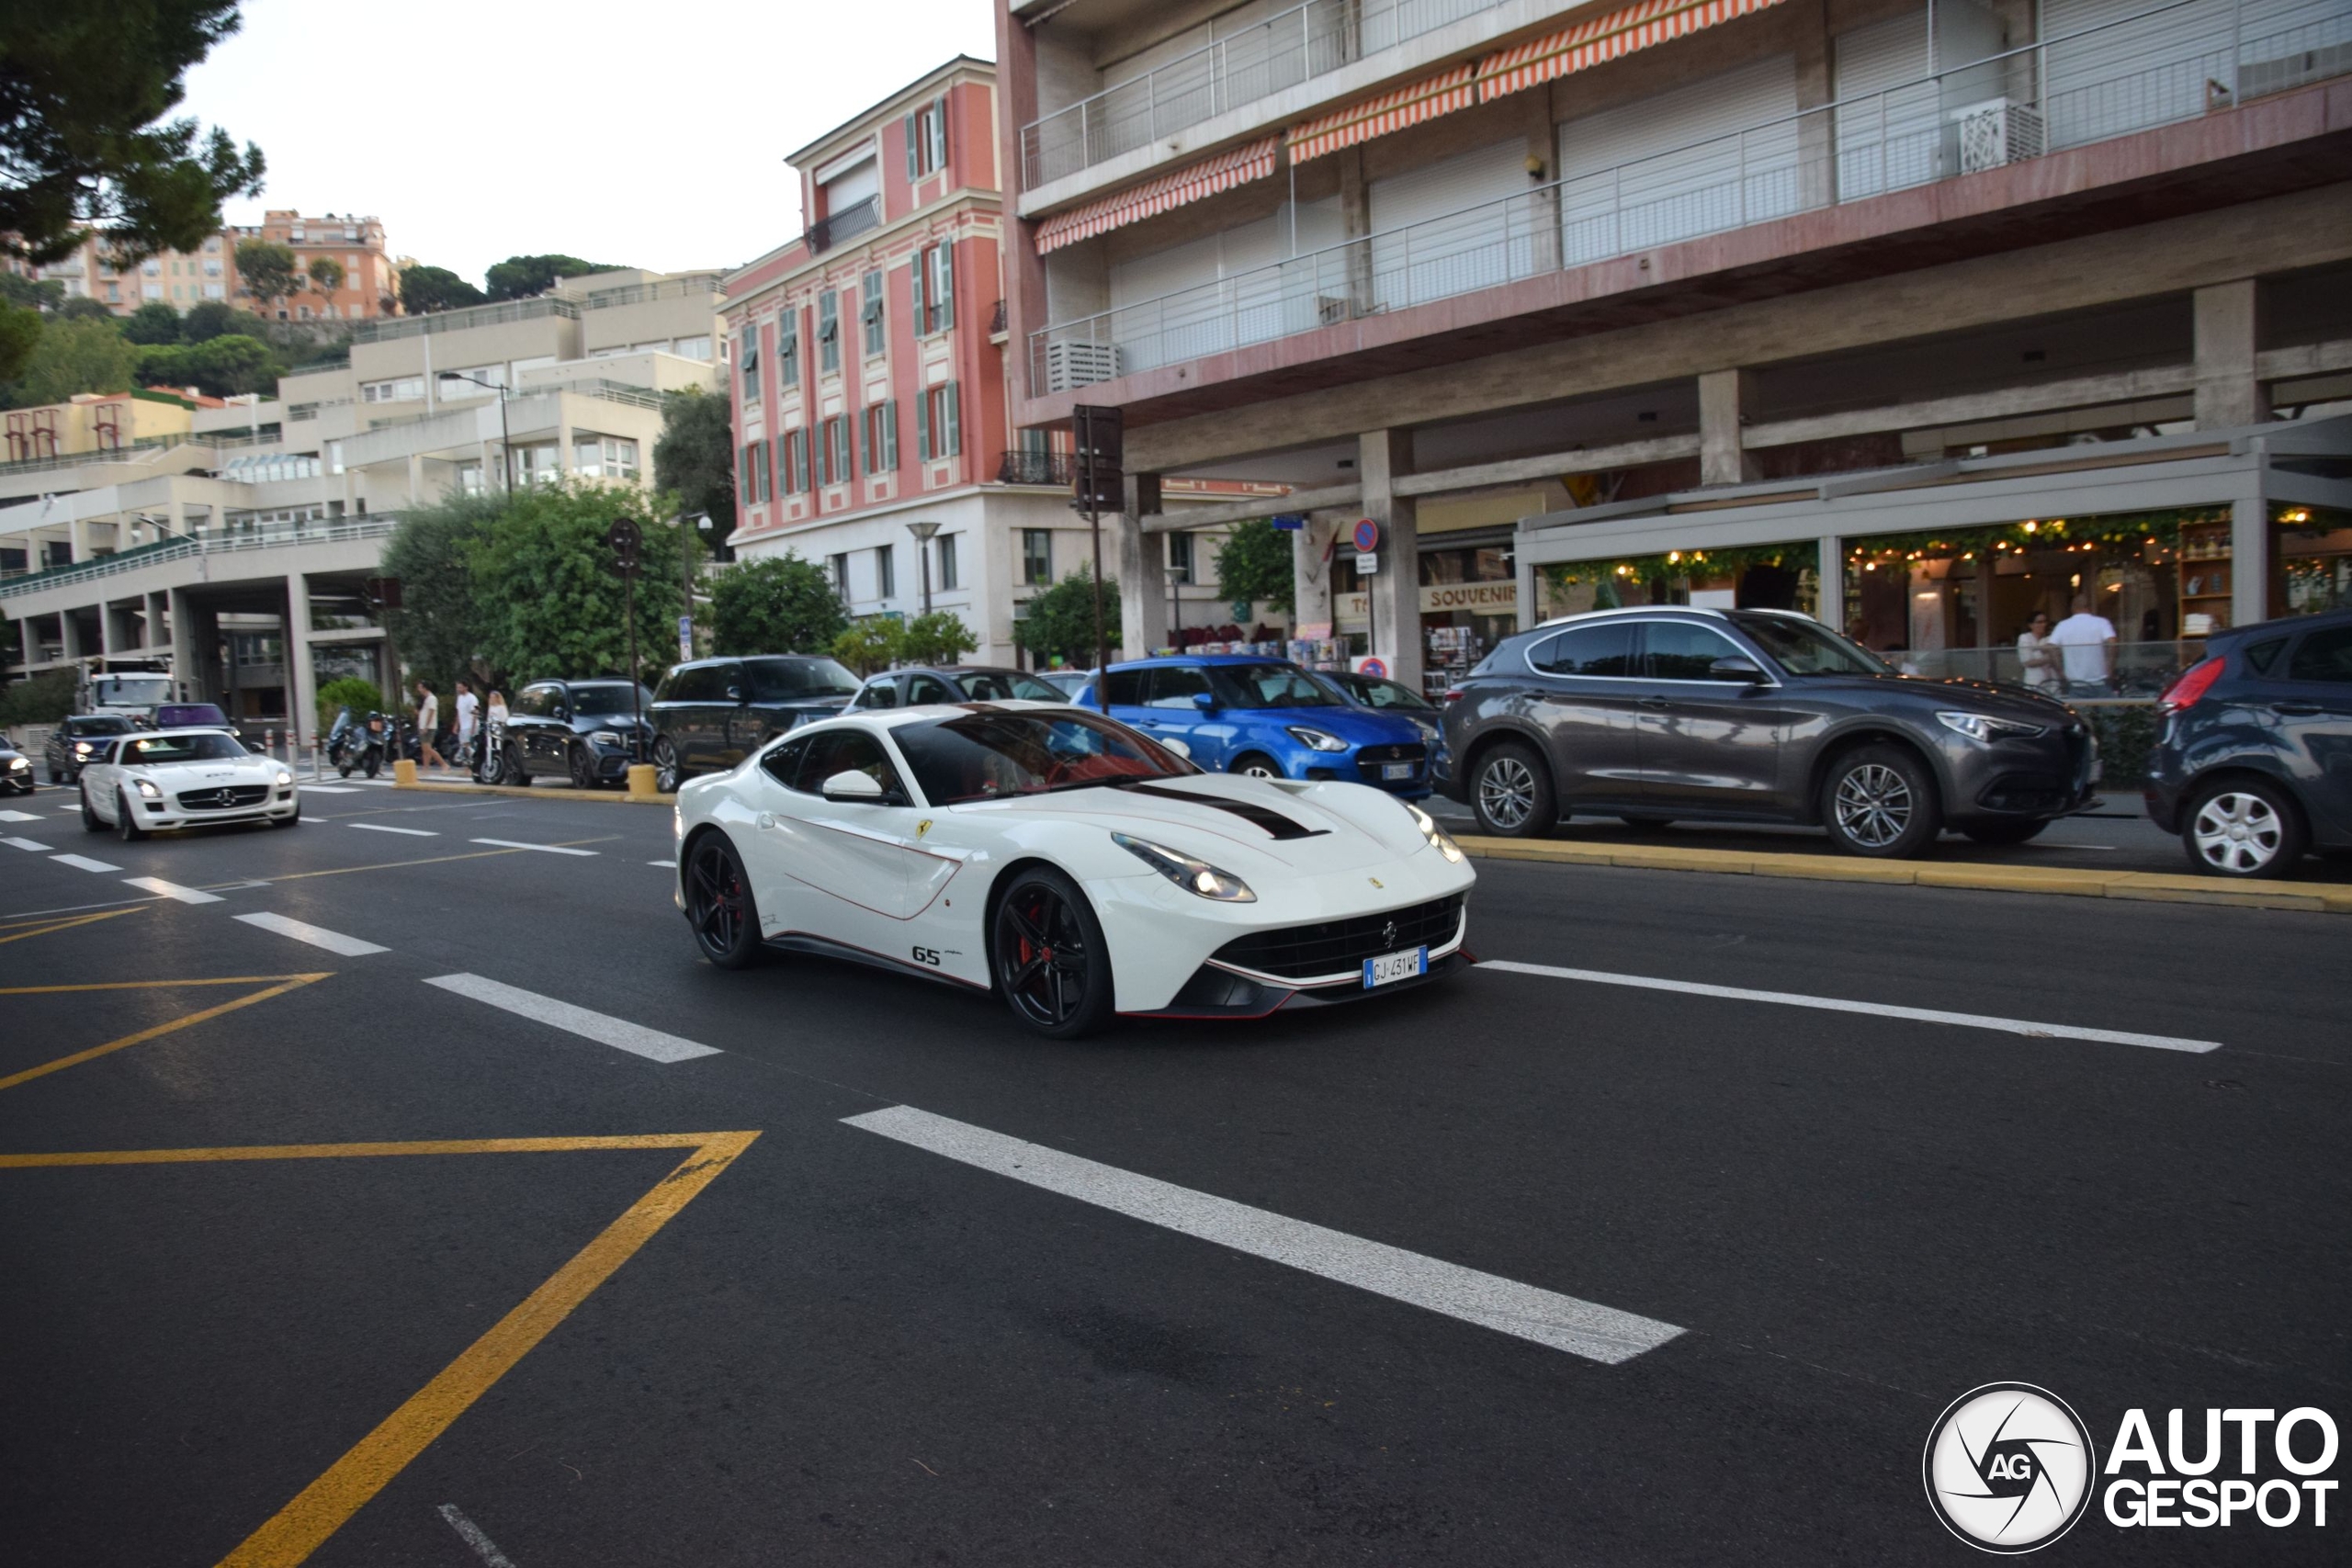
[1286,727,1348,752]
[134,777,163,798]
[1405,800,1465,863]
[1937,710,2046,744]
[1112,831,1256,902]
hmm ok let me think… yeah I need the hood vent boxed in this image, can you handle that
[1118,783,1329,840]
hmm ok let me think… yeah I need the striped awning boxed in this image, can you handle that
[1034,136,1282,254]
[1285,64,1477,163]
[1476,0,1789,102]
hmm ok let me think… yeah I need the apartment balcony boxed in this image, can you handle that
[1022,0,1525,194]
[1030,0,2352,401]
[998,449,1078,486]
[807,196,881,254]
[350,296,580,344]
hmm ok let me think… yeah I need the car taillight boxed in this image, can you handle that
[1442,686,1466,705]
[2158,656,2224,712]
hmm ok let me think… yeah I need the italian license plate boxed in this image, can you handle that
[1381,762,1415,781]
[1363,946,1428,988]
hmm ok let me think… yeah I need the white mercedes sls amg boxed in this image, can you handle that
[672,701,1475,1036]
[78,728,300,839]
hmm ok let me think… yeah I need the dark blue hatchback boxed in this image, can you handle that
[2144,607,2352,877]
[1078,656,1433,798]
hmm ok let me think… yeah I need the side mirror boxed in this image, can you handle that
[820,769,885,803]
[1191,691,1217,712]
[726,685,745,704]
[1159,736,1193,760]
[1710,656,1768,684]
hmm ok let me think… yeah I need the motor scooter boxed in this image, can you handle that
[325,706,362,776]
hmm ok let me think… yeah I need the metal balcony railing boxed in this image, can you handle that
[1032,0,2351,396]
[998,449,1077,486]
[0,517,401,600]
[807,196,881,254]
[579,274,726,309]
[1022,0,1511,189]
[0,434,178,476]
[351,297,578,343]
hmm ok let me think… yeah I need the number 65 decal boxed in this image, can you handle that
[911,946,942,966]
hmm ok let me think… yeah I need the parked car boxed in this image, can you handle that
[77,728,299,839]
[482,678,658,788]
[673,702,1472,1035]
[1441,606,2096,857]
[1078,656,1434,798]
[1034,669,1092,699]
[43,714,137,785]
[844,665,1072,711]
[1312,668,1449,769]
[2,735,33,795]
[155,702,233,730]
[650,656,863,791]
[2143,606,2352,878]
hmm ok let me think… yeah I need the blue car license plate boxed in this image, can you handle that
[1363,946,1428,988]
[1380,762,1415,781]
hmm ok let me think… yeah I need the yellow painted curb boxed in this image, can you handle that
[1453,835,2342,913]
[390,778,676,806]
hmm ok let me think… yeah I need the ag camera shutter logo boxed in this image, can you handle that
[1923,1383,2095,1552]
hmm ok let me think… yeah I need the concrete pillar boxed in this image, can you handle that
[147,592,168,652]
[1792,0,1836,209]
[59,604,83,662]
[286,573,318,748]
[1293,515,1338,636]
[1339,149,1373,315]
[2230,474,2269,630]
[69,516,93,562]
[1817,535,1845,633]
[167,588,201,702]
[1520,91,1560,276]
[1700,369,1760,485]
[405,452,424,504]
[1360,428,1422,692]
[2194,280,2263,430]
[1115,475,1169,660]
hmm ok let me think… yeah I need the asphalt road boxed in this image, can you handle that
[1,782,2344,1565]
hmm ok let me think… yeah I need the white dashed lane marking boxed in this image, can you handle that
[50,854,122,874]
[234,912,390,955]
[469,839,597,856]
[424,974,718,1061]
[0,808,40,823]
[5,837,49,852]
[347,822,437,837]
[1480,960,2222,1054]
[845,1105,1685,1365]
[122,877,222,905]
[648,859,673,867]
[300,784,361,794]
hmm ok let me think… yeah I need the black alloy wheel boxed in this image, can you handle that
[505,742,528,785]
[116,789,147,841]
[1820,743,1941,858]
[568,742,598,791]
[79,785,103,832]
[652,737,681,794]
[992,867,1114,1039]
[1229,752,1283,781]
[685,834,763,968]
[1962,819,2051,846]
[1471,740,1556,839]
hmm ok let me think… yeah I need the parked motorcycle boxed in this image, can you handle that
[474,716,517,785]
[325,706,363,777]
[354,710,390,778]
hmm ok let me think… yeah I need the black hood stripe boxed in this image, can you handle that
[1118,783,1328,840]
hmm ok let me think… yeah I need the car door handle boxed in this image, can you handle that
[2270,703,2322,716]
[1637,696,1671,709]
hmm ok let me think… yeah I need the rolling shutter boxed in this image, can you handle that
[2042,0,2234,149]
[1365,140,1528,311]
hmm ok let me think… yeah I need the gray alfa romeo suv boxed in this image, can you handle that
[1438,606,2097,857]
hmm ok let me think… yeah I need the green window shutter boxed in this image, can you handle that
[907,254,923,337]
[881,400,899,468]
[934,242,955,332]
[943,380,961,457]
[931,95,949,172]
[773,435,787,498]
[904,112,920,181]
[858,407,872,474]
[915,387,931,461]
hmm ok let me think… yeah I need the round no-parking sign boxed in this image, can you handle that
[1356,656,1388,679]
[1352,518,1380,553]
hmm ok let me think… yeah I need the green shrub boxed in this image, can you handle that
[0,668,77,727]
[2079,702,2160,787]
[316,676,385,729]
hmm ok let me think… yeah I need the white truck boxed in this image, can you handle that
[74,659,179,726]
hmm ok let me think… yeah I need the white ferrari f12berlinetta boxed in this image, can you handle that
[672,701,1475,1036]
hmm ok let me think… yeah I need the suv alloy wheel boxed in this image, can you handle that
[1820,743,1940,858]
[1471,741,1555,839]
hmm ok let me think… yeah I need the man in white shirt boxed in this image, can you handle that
[414,680,444,771]
[2046,594,2118,695]
[454,679,479,772]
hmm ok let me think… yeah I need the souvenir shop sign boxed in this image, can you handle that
[1337,581,1519,625]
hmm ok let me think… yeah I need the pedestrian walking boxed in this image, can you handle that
[454,679,479,772]
[414,680,446,770]
[2016,611,2060,692]
[2048,593,2119,696]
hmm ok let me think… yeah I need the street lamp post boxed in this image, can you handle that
[906,520,940,615]
[677,512,710,661]
[447,371,513,499]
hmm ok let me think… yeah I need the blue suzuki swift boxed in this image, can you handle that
[1077,656,1434,798]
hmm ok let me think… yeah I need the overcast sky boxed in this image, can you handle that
[178,0,1000,285]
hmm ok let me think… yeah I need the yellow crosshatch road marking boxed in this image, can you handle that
[0,975,330,1092]
[0,1131,762,1568]
[0,906,144,943]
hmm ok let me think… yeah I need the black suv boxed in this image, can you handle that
[2144,607,2352,878]
[492,678,656,788]
[43,714,137,785]
[650,655,862,790]
[1440,607,2095,857]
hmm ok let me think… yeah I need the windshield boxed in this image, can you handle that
[121,732,250,763]
[955,671,1068,702]
[745,657,862,701]
[69,716,134,736]
[1322,671,1434,710]
[92,676,172,705]
[1207,664,1342,710]
[1730,614,1892,677]
[568,682,655,714]
[892,710,1194,806]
